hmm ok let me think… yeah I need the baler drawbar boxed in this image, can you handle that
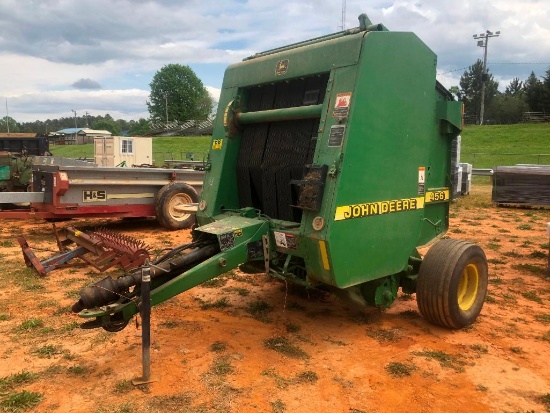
[73,13,488,331]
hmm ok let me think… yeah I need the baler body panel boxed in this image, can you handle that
[325,32,450,287]
[196,26,460,290]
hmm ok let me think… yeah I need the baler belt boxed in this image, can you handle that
[237,73,329,221]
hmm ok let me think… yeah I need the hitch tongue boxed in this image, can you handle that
[71,242,221,313]
[71,272,140,313]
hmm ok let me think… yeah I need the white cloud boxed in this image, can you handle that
[1,0,549,123]
[9,89,149,122]
[205,86,221,103]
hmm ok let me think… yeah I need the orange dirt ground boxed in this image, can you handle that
[0,184,550,413]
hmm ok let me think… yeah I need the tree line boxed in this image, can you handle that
[456,60,550,124]
[0,114,152,136]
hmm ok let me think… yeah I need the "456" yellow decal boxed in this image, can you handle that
[425,189,450,203]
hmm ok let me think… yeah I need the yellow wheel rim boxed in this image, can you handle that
[457,263,479,311]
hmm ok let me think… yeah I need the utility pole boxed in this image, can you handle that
[163,92,169,126]
[5,98,9,134]
[473,30,500,125]
[85,111,90,128]
[340,0,347,30]
[71,109,77,128]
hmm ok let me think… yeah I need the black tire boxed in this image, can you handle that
[416,239,488,329]
[155,183,199,230]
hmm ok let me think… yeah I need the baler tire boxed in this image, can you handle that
[416,239,488,329]
[155,183,199,230]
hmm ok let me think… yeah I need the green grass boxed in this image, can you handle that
[511,263,546,276]
[535,314,550,325]
[31,345,62,358]
[264,337,309,359]
[294,370,318,383]
[0,390,42,412]
[245,299,273,323]
[412,349,466,372]
[16,318,44,332]
[0,371,38,393]
[461,123,550,168]
[210,356,233,376]
[114,380,133,394]
[209,341,227,353]
[67,365,89,375]
[51,136,211,166]
[199,297,230,310]
[522,291,543,304]
[385,362,416,378]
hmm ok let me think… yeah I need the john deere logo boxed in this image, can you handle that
[275,59,289,75]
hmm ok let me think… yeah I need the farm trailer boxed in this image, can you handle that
[73,13,488,332]
[0,156,204,230]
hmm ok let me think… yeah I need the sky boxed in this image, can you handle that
[1,0,549,123]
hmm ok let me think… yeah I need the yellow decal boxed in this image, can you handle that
[223,100,233,127]
[319,240,330,271]
[334,197,425,221]
[234,229,243,237]
[425,189,450,203]
[275,59,289,75]
[212,139,223,150]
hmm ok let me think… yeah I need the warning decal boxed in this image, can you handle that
[273,231,297,249]
[275,59,289,75]
[332,92,352,118]
[418,166,426,195]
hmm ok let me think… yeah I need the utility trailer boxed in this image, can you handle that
[0,134,50,156]
[0,156,204,230]
[73,14,488,332]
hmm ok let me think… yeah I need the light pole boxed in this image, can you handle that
[473,30,500,125]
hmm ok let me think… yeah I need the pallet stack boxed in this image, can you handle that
[492,165,550,206]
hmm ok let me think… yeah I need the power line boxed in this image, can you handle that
[491,62,550,65]
[437,67,470,75]
[438,62,550,76]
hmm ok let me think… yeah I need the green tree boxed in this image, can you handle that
[457,60,499,124]
[505,77,523,96]
[92,119,121,136]
[542,67,550,112]
[523,71,546,112]
[0,116,20,133]
[486,93,528,124]
[147,64,213,124]
[128,118,151,136]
